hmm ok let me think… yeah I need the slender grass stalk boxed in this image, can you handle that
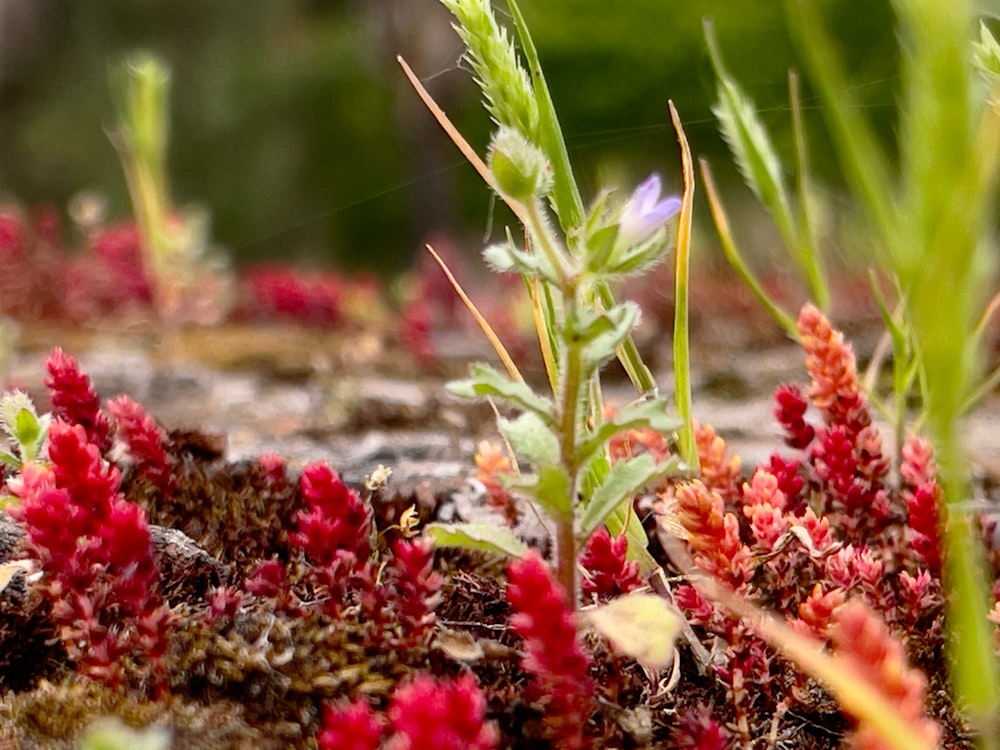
[426,245,523,382]
[111,54,174,317]
[699,159,797,337]
[670,103,696,469]
[787,71,828,310]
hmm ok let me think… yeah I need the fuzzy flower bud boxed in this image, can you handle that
[488,126,552,201]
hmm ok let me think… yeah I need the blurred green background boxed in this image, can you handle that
[0,0,900,276]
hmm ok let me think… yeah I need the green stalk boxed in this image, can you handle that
[555,319,584,602]
[670,103,697,468]
[700,158,797,338]
[788,71,829,309]
[507,0,657,400]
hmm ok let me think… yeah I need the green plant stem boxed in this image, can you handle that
[523,199,574,289]
[521,194,583,603]
[671,102,697,468]
[700,158,798,338]
[556,324,583,603]
[788,70,829,310]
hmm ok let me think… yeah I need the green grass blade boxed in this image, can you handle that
[506,0,584,231]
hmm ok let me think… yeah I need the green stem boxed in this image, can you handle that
[556,307,585,606]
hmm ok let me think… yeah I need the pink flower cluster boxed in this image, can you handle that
[8,420,172,685]
[663,305,945,742]
[45,347,112,453]
[250,462,442,649]
[579,528,642,601]
[506,550,594,750]
[237,264,342,327]
[318,674,498,750]
[107,394,175,493]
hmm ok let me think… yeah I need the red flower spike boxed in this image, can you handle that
[257,451,287,486]
[830,601,941,749]
[794,507,834,553]
[741,469,789,550]
[900,435,936,488]
[773,383,816,449]
[674,583,716,627]
[694,423,741,496]
[400,298,436,367]
[670,705,729,750]
[811,425,890,531]
[207,585,246,622]
[107,395,174,492]
[900,435,944,574]
[898,570,942,620]
[44,348,112,453]
[294,462,373,566]
[674,480,752,586]
[247,559,286,598]
[767,453,805,509]
[606,404,672,463]
[796,584,846,639]
[506,550,594,750]
[9,419,169,685]
[580,528,643,601]
[386,673,498,750]
[668,704,730,750]
[238,265,342,326]
[381,538,444,647]
[796,304,871,433]
[318,697,386,750]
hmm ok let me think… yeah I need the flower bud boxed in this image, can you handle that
[488,126,552,201]
[615,173,681,251]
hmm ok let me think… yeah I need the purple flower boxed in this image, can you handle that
[616,174,681,250]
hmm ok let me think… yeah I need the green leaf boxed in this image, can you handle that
[447,363,554,420]
[499,412,559,465]
[604,501,659,574]
[579,453,681,540]
[576,303,641,374]
[511,464,572,520]
[425,521,529,558]
[605,232,670,277]
[575,396,679,467]
[585,593,681,673]
[506,0,584,231]
[0,451,21,471]
[483,238,559,284]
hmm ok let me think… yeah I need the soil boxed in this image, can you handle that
[0,298,995,749]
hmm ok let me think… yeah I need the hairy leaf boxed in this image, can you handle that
[500,412,560,465]
[426,521,529,558]
[575,396,679,467]
[510,464,572,520]
[579,453,680,540]
[447,363,553,420]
